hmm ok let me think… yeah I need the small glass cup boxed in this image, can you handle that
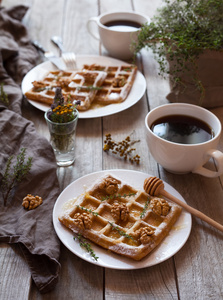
[44,109,79,167]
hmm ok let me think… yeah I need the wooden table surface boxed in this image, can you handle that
[1,0,223,299]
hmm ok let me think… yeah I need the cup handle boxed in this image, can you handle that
[87,17,100,40]
[192,149,223,177]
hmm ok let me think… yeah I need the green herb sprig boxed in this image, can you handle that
[76,86,102,91]
[101,192,136,202]
[140,198,150,219]
[133,0,223,103]
[35,86,53,93]
[109,221,135,240]
[1,148,32,206]
[74,234,99,261]
[0,83,9,105]
[76,205,99,216]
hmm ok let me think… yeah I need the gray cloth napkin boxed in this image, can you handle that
[0,5,61,293]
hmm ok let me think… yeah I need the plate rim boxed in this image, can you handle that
[53,169,192,269]
[22,55,146,119]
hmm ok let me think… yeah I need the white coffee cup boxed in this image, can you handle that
[145,103,223,177]
[87,11,149,60]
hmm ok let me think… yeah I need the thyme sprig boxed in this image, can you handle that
[1,148,32,206]
[109,221,135,240]
[73,234,99,261]
[76,86,102,91]
[35,86,53,92]
[103,133,140,164]
[101,192,136,202]
[140,198,150,219]
[0,83,9,105]
[76,205,99,216]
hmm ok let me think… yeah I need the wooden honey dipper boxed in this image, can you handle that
[144,176,223,233]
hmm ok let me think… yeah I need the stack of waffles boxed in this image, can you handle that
[25,64,137,111]
[59,174,182,261]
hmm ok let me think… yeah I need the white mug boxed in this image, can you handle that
[87,11,149,60]
[145,103,223,177]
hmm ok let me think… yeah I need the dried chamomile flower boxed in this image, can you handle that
[103,133,140,164]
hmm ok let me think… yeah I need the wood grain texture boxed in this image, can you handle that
[105,259,179,300]
[1,0,223,299]
[0,244,31,300]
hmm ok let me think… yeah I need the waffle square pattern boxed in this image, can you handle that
[59,174,182,261]
[25,69,107,111]
[24,64,137,111]
[82,64,137,105]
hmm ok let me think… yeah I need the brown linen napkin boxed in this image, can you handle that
[0,5,61,293]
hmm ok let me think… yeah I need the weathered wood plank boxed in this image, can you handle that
[62,0,99,54]
[133,1,223,299]
[99,1,179,300]
[159,171,223,300]
[1,0,223,299]
[105,259,178,300]
[0,244,31,300]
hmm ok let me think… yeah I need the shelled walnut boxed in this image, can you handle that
[150,197,170,216]
[22,194,43,210]
[112,76,126,87]
[133,226,155,244]
[73,212,92,229]
[111,201,129,221]
[98,176,121,195]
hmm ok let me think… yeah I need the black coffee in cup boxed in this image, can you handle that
[104,20,141,31]
[151,115,214,144]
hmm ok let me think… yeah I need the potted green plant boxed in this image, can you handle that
[133,0,223,108]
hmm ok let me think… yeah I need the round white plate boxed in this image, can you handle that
[53,169,192,269]
[21,55,146,119]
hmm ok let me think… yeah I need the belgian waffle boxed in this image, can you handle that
[25,69,107,111]
[59,174,182,261]
[82,64,137,105]
[25,70,75,105]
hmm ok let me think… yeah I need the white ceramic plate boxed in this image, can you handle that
[21,55,146,119]
[53,170,192,269]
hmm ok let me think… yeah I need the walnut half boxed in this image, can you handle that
[73,212,92,230]
[111,201,129,222]
[150,197,170,216]
[112,76,126,87]
[133,226,155,244]
[22,194,43,210]
[98,176,121,195]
